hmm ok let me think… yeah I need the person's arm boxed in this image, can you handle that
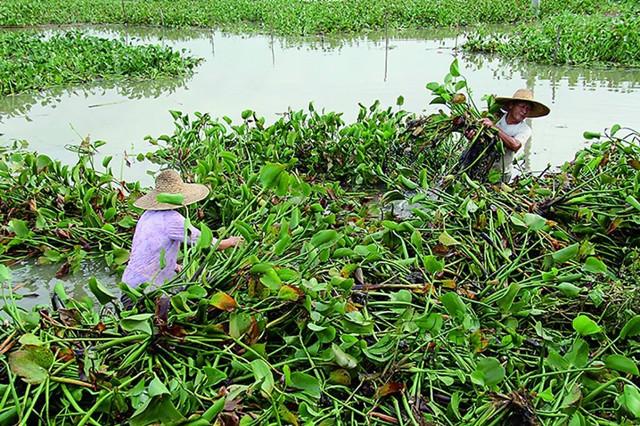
[479,118,524,152]
[167,212,242,250]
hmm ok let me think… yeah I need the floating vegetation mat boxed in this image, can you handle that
[0,31,202,96]
[0,65,639,425]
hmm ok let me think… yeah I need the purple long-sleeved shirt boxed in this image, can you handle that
[122,210,204,288]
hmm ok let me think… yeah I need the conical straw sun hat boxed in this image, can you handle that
[495,89,550,118]
[134,169,210,210]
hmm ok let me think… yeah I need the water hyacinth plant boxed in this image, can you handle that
[0,66,639,425]
[0,31,201,95]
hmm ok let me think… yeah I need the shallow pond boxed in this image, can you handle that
[1,25,639,184]
[1,25,639,304]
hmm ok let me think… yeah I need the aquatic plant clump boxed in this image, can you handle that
[463,12,640,67]
[0,0,626,34]
[0,31,202,95]
[1,68,640,425]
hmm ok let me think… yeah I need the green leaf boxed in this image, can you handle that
[438,231,460,246]
[582,257,608,274]
[331,344,358,369]
[259,163,285,189]
[19,333,43,347]
[470,357,504,387]
[251,359,274,395]
[620,316,640,339]
[120,313,154,335]
[422,255,444,274]
[130,395,184,426]
[289,372,321,399]
[209,292,238,311]
[8,219,30,239]
[572,315,602,336]
[0,264,11,283]
[620,385,640,418]
[449,59,461,77]
[8,346,54,384]
[278,285,301,302]
[552,243,579,264]
[148,376,170,397]
[557,282,582,297]
[415,313,443,334]
[229,312,253,339]
[496,283,520,313]
[197,223,213,250]
[88,277,116,305]
[440,292,466,319]
[605,355,639,375]
[310,230,339,249]
[523,213,547,231]
[329,369,351,385]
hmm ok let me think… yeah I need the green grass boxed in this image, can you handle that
[464,11,640,67]
[0,31,201,95]
[0,0,627,35]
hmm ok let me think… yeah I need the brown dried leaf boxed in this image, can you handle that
[375,382,405,399]
[210,292,238,312]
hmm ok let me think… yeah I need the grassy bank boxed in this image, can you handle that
[0,31,201,95]
[464,12,640,67]
[0,0,626,35]
[1,67,639,424]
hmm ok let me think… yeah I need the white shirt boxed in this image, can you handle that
[492,115,532,182]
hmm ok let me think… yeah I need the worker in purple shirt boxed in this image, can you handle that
[122,169,242,292]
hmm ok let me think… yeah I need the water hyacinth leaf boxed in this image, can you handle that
[329,369,351,386]
[557,282,582,297]
[19,333,43,347]
[310,230,339,249]
[259,163,285,189]
[423,255,444,274]
[9,219,30,238]
[278,285,301,301]
[36,154,52,171]
[88,277,116,305]
[620,316,640,339]
[375,382,405,399]
[251,359,274,395]
[523,213,547,231]
[196,223,214,250]
[449,59,461,77]
[470,357,504,387]
[203,367,227,388]
[130,396,184,426]
[415,313,443,334]
[496,283,520,313]
[331,344,357,369]
[552,243,579,264]
[626,195,640,212]
[259,269,282,291]
[572,315,602,336]
[156,192,184,206]
[604,355,639,375]
[148,376,170,397]
[0,264,10,283]
[583,257,608,274]
[229,312,253,339]
[438,231,460,246]
[619,385,640,418]
[210,292,238,311]
[8,346,54,384]
[440,292,467,319]
[120,313,154,334]
[289,372,321,398]
[565,338,589,368]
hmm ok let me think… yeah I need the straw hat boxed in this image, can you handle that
[495,89,550,118]
[133,169,210,210]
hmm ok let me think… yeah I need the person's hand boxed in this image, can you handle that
[218,236,244,250]
[479,117,494,128]
[464,128,476,140]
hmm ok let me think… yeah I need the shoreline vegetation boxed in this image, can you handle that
[1,65,639,424]
[0,31,201,96]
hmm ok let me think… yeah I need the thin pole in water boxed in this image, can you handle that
[384,13,389,82]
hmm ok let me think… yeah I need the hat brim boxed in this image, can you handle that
[495,97,550,118]
[133,183,210,210]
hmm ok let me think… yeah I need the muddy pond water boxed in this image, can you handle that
[1,25,639,309]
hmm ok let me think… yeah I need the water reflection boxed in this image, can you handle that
[0,25,638,179]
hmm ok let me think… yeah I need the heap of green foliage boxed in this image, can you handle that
[0,0,626,35]
[1,66,640,425]
[0,31,201,95]
[464,11,640,67]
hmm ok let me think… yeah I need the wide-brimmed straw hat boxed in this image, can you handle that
[134,169,210,210]
[495,89,550,118]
